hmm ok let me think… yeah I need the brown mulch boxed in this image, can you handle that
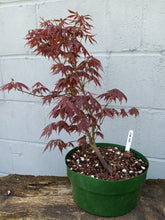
[66,145,148,181]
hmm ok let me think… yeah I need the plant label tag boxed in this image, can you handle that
[125,130,134,151]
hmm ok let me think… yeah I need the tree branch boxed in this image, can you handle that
[90,143,113,176]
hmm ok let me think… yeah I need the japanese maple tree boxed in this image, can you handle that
[0,10,139,175]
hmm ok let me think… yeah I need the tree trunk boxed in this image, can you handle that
[90,144,113,176]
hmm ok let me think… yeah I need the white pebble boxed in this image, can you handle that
[87,159,90,162]
[106,152,108,155]
[135,161,138,164]
[114,147,118,150]
[84,154,86,157]
[109,149,113,151]
[92,150,95,153]
[122,169,127,173]
[121,153,124,156]
[67,159,70,162]
[138,170,143,174]
[76,159,79,164]
[7,190,11,195]
[72,155,75,158]
[116,151,120,155]
[87,164,89,167]
[78,164,82,167]
[95,163,99,167]
[91,175,95,178]
[80,157,84,161]
[141,166,146,170]
[121,175,123,179]
[138,159,142,162]
[129,170,133,174]
[70,168,73,170]
[80,172,84,174]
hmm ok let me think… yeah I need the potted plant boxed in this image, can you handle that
[1,10,149,217]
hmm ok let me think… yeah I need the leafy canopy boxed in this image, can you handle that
[0,10,139,154]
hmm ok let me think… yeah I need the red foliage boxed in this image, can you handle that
[0,10,139,154]
[0,80,29,92]
[98,89,127,103]
[128,107,139,117]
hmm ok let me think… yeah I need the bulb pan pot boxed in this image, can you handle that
[65,143,149,217]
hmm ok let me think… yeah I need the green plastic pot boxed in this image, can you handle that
[65,143,149,217]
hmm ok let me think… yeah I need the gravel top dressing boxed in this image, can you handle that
[66,146,148,181]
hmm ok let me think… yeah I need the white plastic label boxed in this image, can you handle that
[125,130,134,151]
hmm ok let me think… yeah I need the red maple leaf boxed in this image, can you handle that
[128,107,139,117]
[98,89,127,104]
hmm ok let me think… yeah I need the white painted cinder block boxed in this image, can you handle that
[0,57,55,102]
[0,139,70,176]
[0,99,79,145]
[37,0,142,52]
[0,4,36,55]
[142,0,165,51]
[105,0,143,52]
[98,114,139,149]
[106,54,165,109]
[147,158,165,179]
[0,55,111,102]
[0,140,14,175]
[136,109,165,159]
[0,0,165,178]
[0,60,5,99]
[0,101,47,143]
[0,0,33,3]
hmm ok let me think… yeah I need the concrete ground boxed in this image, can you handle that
[0,175,164,220]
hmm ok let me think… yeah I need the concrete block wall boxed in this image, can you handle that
[0,0,165,178]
